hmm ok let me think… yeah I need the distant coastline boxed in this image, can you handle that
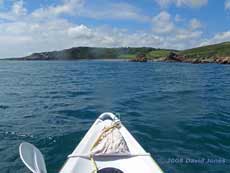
[2,42,230,64]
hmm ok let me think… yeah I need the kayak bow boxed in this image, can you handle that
[60,112,164,173]
[19,112,164,173]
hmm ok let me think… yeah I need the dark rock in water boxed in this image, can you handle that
[130,54,148,62]
[191,58,201,64]
[223,58,230,64]
[215,57,230,64]
[165,52,185,62]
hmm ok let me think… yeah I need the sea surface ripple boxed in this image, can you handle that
[0,60,230,173]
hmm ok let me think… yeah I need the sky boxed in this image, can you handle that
[0,0,230,58]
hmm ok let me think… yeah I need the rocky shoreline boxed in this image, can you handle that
[130,54,148,62]
[127,51,230,64]
[163,52,230,64]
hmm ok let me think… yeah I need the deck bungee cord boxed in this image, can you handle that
[89,121,126,173]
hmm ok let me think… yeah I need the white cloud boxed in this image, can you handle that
[0,1,207,58]
[174,29,202,41]
[31,1,149,22]
[156,0,208,8]
[0,0,151,58]
[152,11,174,34]
[200,31,230,46]
[68,25,93,39]
[11,0,27,16]
[152,11,202,36]
[0,0,27,21]
[225,0,230,10]
[189,18,202,30]
[151,11,203,49]
[31,0,84,19]
[79,2,150,22]
[0,15,203,58]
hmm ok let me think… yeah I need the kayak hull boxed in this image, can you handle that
[59,112,163,173]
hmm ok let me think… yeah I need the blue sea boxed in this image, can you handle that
[0,60,230,173]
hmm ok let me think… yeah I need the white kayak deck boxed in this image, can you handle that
[60,113,164,173]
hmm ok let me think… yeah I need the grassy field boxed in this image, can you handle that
[180,42,230,59]
[118,50,173,59]
[146,50,173,59]
[117,54,136,59]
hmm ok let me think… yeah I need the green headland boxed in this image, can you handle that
[6,41,230,64]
